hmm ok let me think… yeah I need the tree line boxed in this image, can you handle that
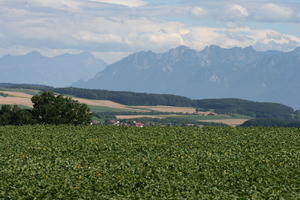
[241,119,300,127]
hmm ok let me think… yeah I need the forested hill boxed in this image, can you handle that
[194,99,294,120]
[0,83,297,120]
[53,87,193,107]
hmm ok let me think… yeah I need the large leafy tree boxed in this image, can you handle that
[0,105,36,125]
[31,92,91,125]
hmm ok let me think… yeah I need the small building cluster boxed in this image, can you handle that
[105,120,144,127]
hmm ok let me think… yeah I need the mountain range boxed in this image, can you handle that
[1,46,300,108]
[0,51,106,87]
[74,45,300,108]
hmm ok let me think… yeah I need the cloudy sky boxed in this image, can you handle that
[1,0,300,63]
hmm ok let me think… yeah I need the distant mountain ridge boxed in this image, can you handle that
[73,45,300,108]
[0,51,106,87]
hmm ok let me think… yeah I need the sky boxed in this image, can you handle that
[1,0,300,63]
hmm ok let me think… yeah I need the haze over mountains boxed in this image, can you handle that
[1,45,300,108]
[74,46,300,108]
[0,52,106,87]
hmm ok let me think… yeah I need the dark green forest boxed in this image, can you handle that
[241,119,300,127]
[53,87,193,107]
[194,99,294,120]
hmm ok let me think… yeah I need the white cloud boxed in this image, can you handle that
[74,32,123,44]
[227,4,249,19]
[231,4,249,17]
[28,0,82,11]
[1,0,300,62]
[88,0,147,7]
[1,11,300,59]
[190,7,207,17]
[251,3,295,22]
[263,3,293,19]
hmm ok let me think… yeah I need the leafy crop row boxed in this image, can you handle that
[0,126,299,199]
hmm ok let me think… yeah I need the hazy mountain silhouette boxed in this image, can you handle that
[0,52,106,87]
[73,45,300,108]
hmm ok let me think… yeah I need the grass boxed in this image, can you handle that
[172,114,232,120]
[128,106,154,112]
[0,126,299,199]
[88,105,132,113]
[172,113,251,121]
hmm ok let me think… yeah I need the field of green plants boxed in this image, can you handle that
[0,126,299,199]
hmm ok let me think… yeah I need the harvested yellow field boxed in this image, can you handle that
[198,119,249,127]
[71,98,145,112]
[196,111,218,116]
[73,98,126,108]
[116,115,179,119]
[0,96,33,107]
[134,106,196,113]
[0,91,141,111]
[0,91,33,99]
[0,91,199,114]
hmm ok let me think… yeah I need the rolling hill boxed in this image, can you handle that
[0,84,299,125]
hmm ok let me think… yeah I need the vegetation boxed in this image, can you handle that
[195,98,294,120]
[0,83,298,121]
[32,92,91,125]
[0,92,8,97]
[295,110,300,120]
[0,105,36,125]
[0,126,299,199]
[88,105,131,113]
[241,119,300,127]
[118,117,227,127]
[0,83,52,91]
[173,114,239,121]
[0,88,39,95]
[39,88,300,120]
[0,92,91,125]
[94,111,194,116]
[52,87,193,107]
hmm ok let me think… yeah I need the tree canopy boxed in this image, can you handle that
[0,105,36,125]
[31,92,91,125]
[0,92,91,125]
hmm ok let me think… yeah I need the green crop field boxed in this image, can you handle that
[172,114,251,121]
[0,126,299,199]
[88,105,132,113]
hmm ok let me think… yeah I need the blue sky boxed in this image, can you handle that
[0,0,300,63]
